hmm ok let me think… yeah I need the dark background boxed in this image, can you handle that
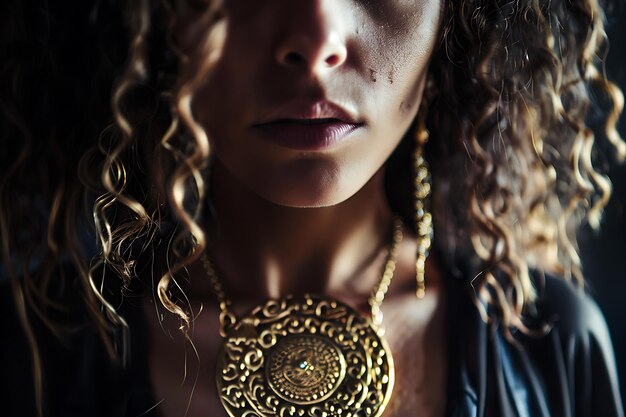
[582,0,626,404]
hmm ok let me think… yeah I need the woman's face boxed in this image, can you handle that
[184,0,442,207]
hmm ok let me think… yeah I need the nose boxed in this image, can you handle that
[274,1,348,73]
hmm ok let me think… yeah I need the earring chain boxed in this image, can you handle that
[414,127,433,299]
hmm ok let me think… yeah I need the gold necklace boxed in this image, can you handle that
[200,217,404,417]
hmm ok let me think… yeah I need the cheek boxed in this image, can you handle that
[196,37,260,128]
[356,0,441,117]
[193,5,277,135]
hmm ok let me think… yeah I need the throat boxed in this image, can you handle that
[200,161,394,302]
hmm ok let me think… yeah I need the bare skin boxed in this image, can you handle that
[146,269,447,417]
[146,164,448,417]
[146,1,447,415]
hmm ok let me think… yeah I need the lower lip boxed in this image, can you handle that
[252,121,363,151]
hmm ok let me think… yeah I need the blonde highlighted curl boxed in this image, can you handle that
[1,1,624,408]
[95,0,625,343]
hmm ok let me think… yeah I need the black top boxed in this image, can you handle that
[1,268,624,417]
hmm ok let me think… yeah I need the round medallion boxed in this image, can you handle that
[266,334,346,404]
[215,295,394,417]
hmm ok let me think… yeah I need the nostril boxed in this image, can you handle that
[284,52,305,65]
[325,54,341,67]
[277,41,347,69]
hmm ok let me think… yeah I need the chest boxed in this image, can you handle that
[146,291,447,417]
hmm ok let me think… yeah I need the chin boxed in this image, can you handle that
[248,159,366,209]
[263,188,354,209]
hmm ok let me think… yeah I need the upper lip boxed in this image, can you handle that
[253,99,362,125]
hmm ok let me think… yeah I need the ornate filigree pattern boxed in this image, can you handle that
[216,295,394,417]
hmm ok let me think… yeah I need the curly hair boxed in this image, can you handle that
[93,0,625,335]
[426,0,625,328]
[1,0,624,413]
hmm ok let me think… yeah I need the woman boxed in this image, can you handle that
[1,0,624,416]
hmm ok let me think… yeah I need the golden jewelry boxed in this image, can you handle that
[201,217,404,417]
[414,124,433,299]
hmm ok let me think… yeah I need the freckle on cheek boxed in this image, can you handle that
[369,69,377,83]
[399,101,413,112]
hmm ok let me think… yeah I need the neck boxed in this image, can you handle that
[199,159,394,303]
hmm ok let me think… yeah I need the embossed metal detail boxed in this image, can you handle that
[216,295,394,417]
[266,334,346,404]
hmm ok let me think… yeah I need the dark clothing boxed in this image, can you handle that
[1,270,624,417]
[444,272,624,417]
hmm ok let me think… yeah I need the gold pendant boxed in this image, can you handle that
[216,294,394,417]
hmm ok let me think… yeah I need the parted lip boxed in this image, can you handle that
[252,99,362,126]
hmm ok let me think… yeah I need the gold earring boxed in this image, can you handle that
[414,122,433,299]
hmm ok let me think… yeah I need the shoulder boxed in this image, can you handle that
[535,274,612,347]
[518,273,625,416]
[445,269,625,416]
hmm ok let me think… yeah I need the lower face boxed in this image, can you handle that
[181,0,443,208]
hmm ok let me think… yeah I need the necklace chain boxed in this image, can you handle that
[201,216,404,337]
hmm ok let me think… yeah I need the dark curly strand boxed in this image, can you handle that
[424,0,624,330]
[1,0,623,414]
[91,0,624,337]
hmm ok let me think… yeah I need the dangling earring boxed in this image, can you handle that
[414,120,433,299]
